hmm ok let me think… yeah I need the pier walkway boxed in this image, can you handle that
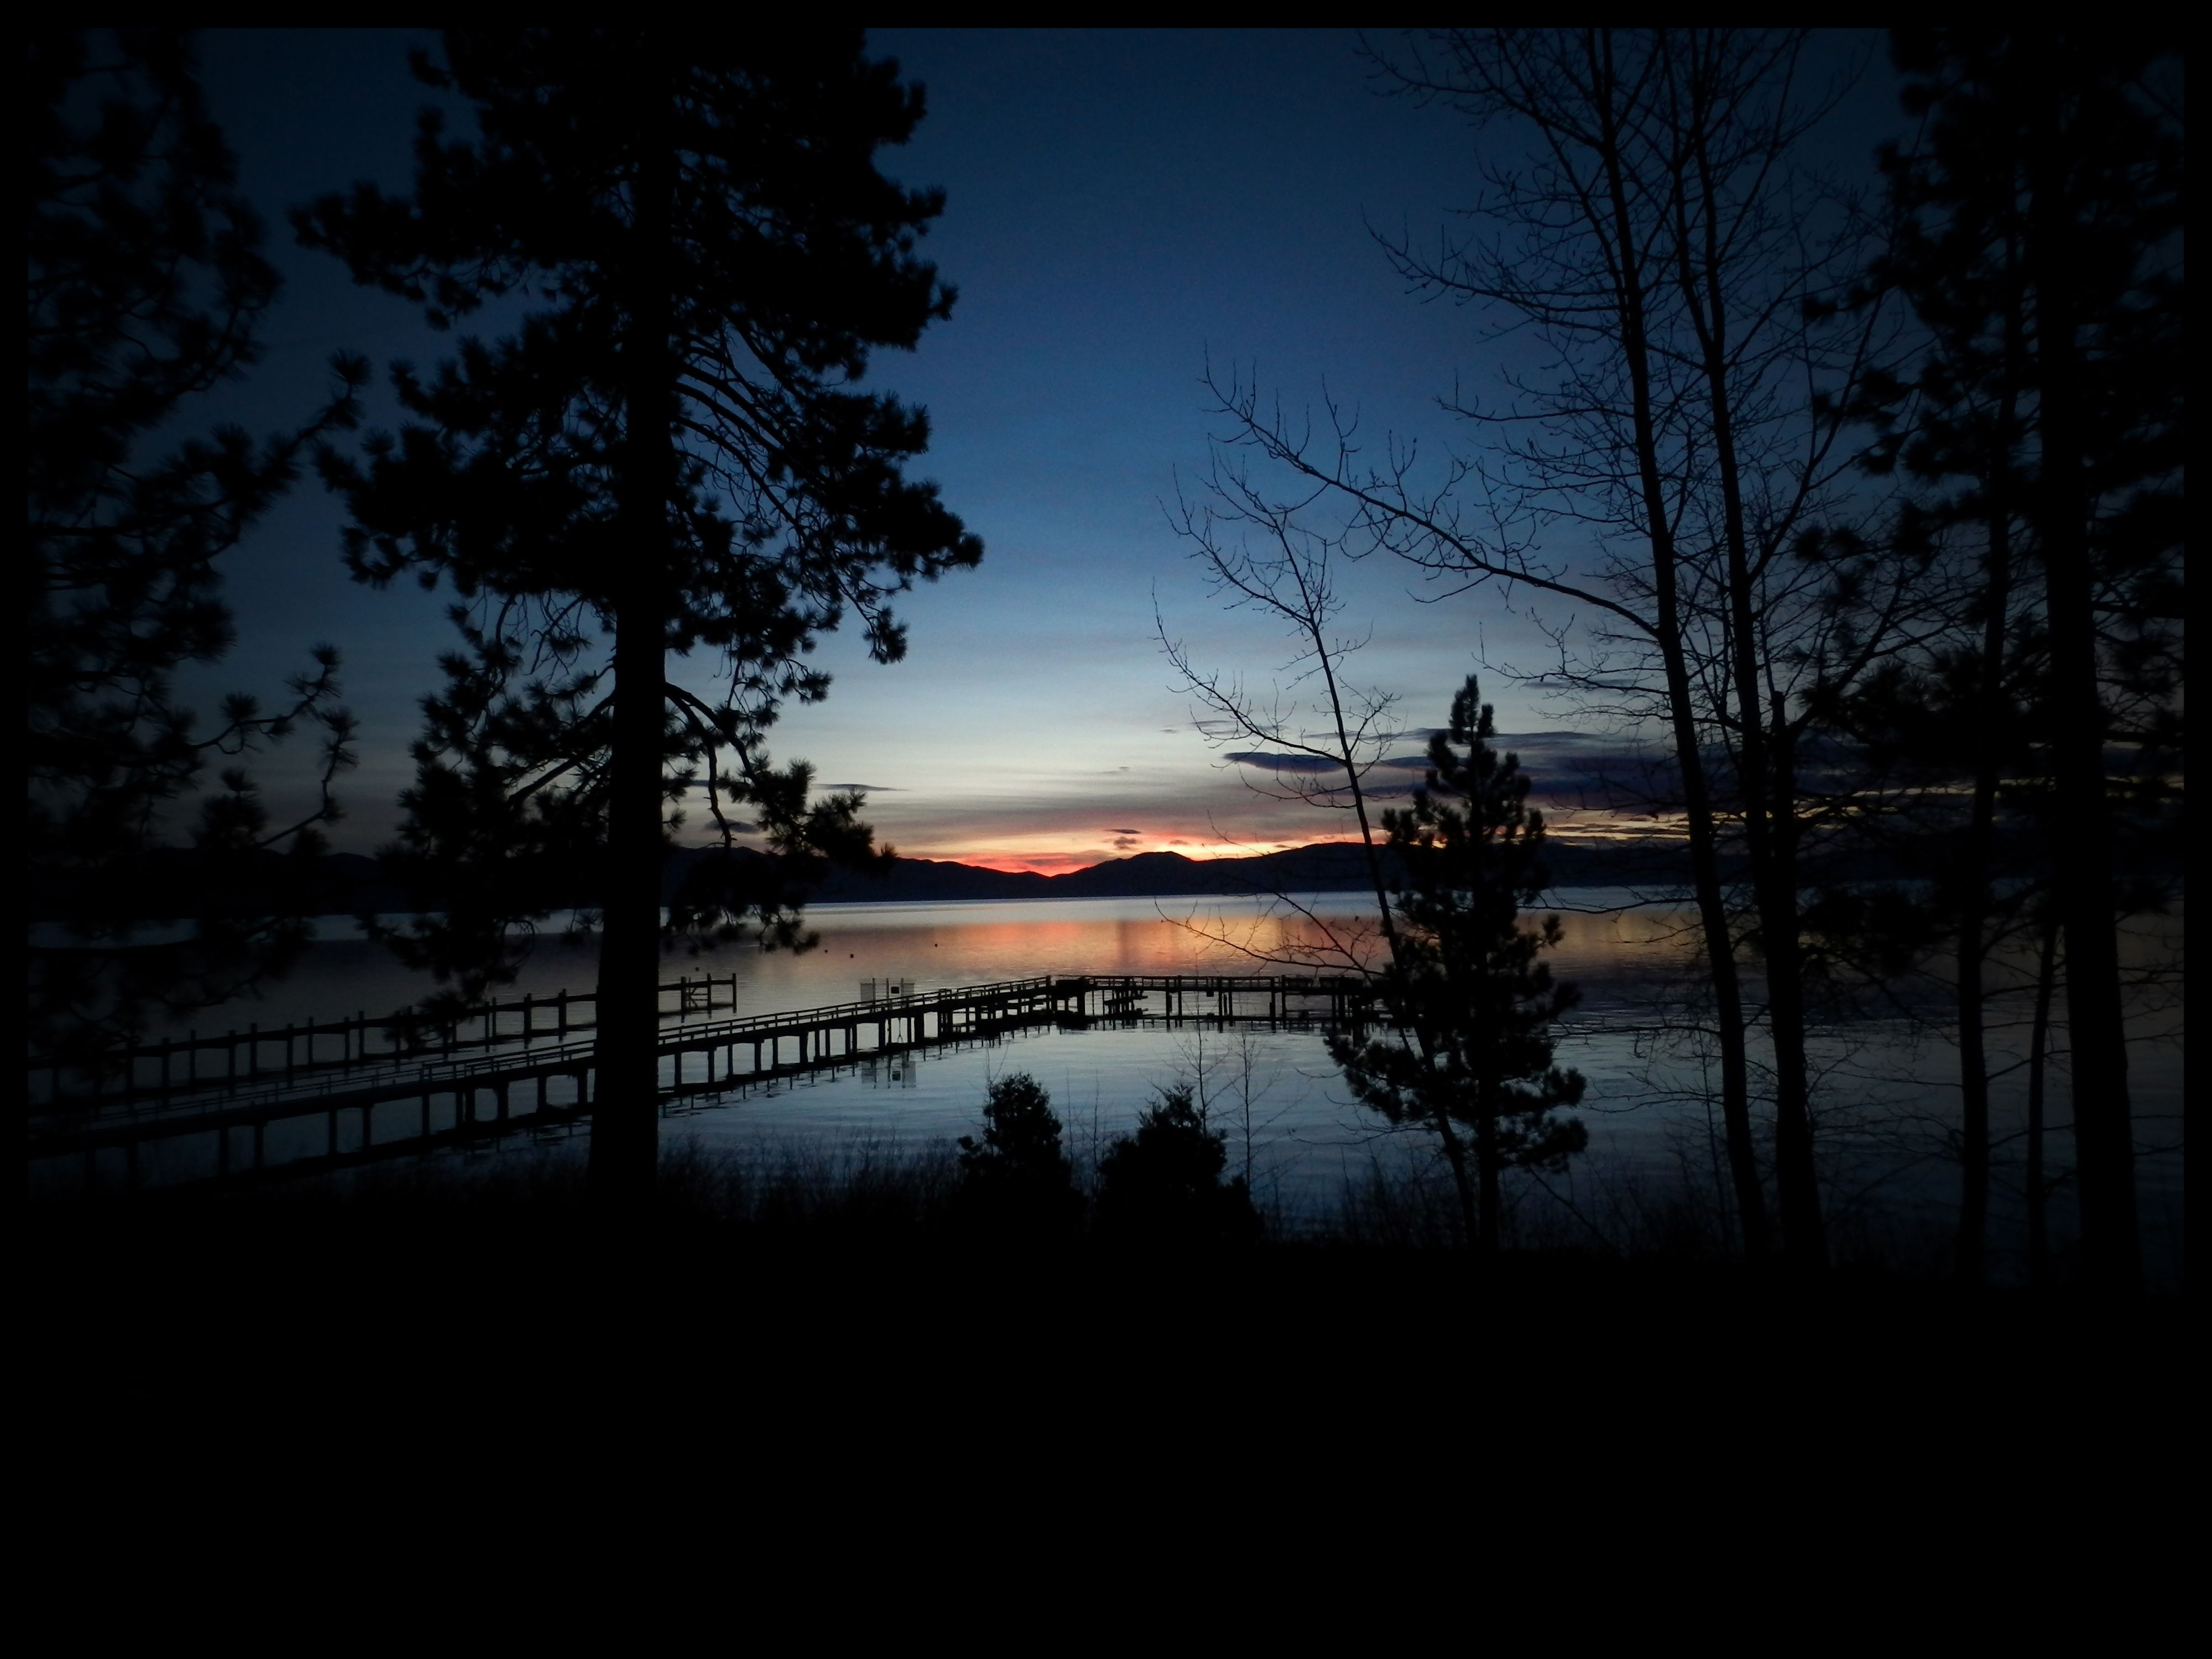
[28,974,1376,1194]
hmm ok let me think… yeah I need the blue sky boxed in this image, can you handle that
[180,28,1893,872]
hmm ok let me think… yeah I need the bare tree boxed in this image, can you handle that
[1159,453,1498,1230]
[1183,29,1916,1269]
[1157,450,1411,978]
[1161,461,1596,1249]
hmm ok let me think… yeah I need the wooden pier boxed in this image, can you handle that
[26,971,749,1113]
[27,973,1377,1194]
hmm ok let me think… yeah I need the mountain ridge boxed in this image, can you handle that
[30,838,1699,924]
[800,838,1689,904]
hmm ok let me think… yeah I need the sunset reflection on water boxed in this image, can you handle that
[123,889,2177,1281]
[196,888,1699,1034]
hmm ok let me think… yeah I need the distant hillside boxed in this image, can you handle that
[30,837,1701,925]
[800,837,1695,905]
[38,813,2177,925]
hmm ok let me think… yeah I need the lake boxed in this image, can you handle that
[97,889,2187,1281]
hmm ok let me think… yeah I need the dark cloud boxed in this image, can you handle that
[1108,828,1142,836]
[1220,729,1709,811]
[1287,776,1419,801]
[1228,735,1679,800]
[1485,732,1679,801]
[1230,733,1678,783]
[1495,731,1646,752]
[1224,752,1341,775]
[822,782,905,792]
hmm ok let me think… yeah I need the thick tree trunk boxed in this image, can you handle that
[588,67,675,1203]
[2028,81,2138,1292]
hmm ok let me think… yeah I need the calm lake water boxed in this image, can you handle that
[109,889,2185,1281]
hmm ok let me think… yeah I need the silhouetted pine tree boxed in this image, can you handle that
[28,28,363,1070]
[1331,676,1586,1253]
[298,30,981,1198]
[1812,71,2051,1284]
[1856,29,2183,1290]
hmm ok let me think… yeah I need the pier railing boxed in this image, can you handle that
[27,971,1380,1194]
[25,971,749,1113]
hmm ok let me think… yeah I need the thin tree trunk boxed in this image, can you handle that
[1475,1100,1502,1255]
[589,62,675,1202]
[1591,33,1771,1259]
[1954,856,1993,1285]
[1439,1130,1479,1253]
[1673,65,1822,1270]
[1760,695,1823,1265]
[2027,73,2138,1292]
[2026,906,2059,1292]
[1310,595,1482,1250]
[1953,224,2034,1285]
[1953,372,2021,1285]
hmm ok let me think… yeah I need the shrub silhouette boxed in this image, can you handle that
[952,1073,1081,1240]
[1095,1087,1260,1246]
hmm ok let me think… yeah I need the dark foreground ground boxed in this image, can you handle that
[25,1159,2187,1473]
[23,1177,2188,1640]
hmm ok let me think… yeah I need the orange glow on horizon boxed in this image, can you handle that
[917,821,1686,874]
[914,838,1346,875]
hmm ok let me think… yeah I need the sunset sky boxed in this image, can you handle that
[182,29,1885,873]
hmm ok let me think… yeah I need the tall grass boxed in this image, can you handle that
[35,1119,2125,1288]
